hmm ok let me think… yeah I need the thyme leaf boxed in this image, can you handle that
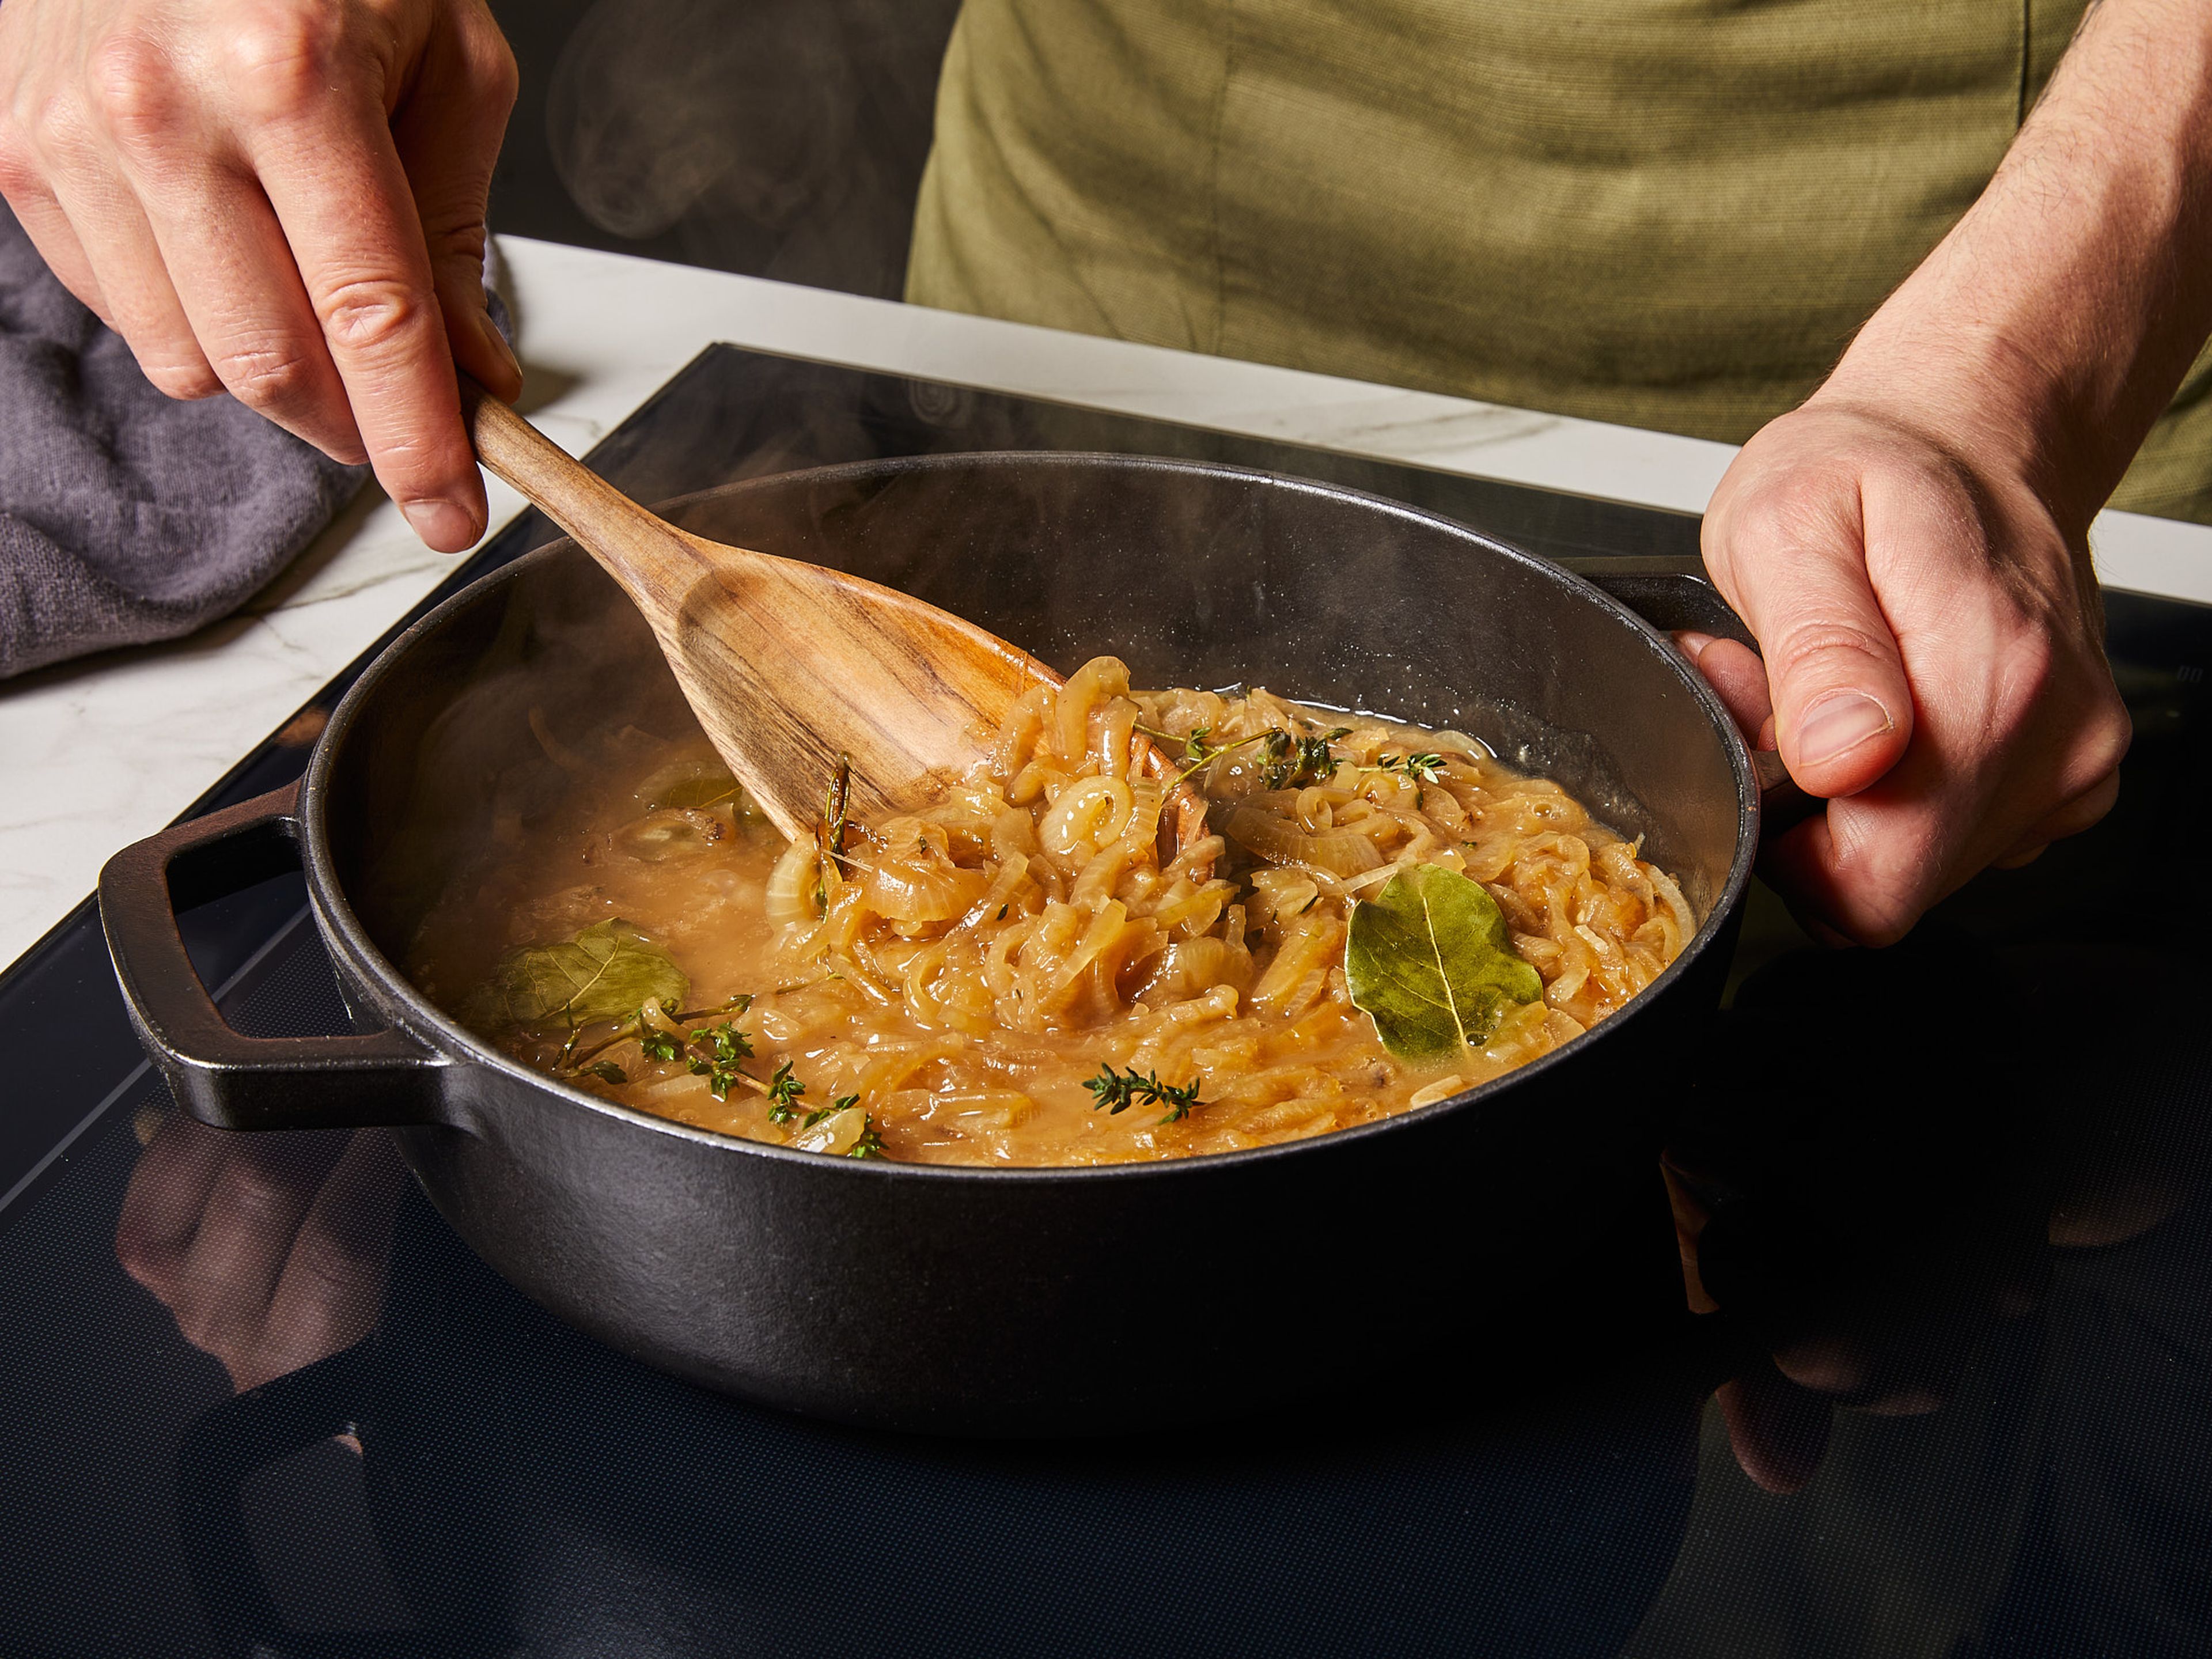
[847,1116,888,1159]
[814,755,853,915]
[764,1060,806,1125]
[1084,1063,1205,1124]
[801,1091,862,1131]
[1379,751,1445,785]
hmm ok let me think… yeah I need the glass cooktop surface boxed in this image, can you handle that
[3,345,2210,1658]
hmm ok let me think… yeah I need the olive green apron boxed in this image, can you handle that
[907,0,2212,524]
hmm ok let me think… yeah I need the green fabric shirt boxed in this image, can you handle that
[907,0,2212,524]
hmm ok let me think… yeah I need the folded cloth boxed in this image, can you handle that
[0,198,369,680]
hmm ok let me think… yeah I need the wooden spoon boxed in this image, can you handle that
[462,383,1066,842]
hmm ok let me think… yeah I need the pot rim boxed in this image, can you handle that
[304,450,1759,1182]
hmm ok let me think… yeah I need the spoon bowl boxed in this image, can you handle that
[464,385,1064,838]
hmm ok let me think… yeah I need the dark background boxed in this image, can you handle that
[486,0,961,299]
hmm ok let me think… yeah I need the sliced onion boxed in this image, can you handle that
[765,837,821,929]
[1040,776,1132,855]
[1162,832,1224,884]
[1070,843,1129,910]
[790,1105,869,1156]
[1055,656,1130,760]
[991,808,1040,863]
[1131,937,1236,1005]
[1646,863,1695,962]
[1250,916,1342,1016]
[1119,777,1165,862]
[1093,696,1138,779]
[863,855,988,925]
[1407,1075,1465,1109]
[1043,899,1127,1010]
[874,816,952,861]
[990,684,1051,782]
[1214,804,1383,877]
[959,853,1033,931]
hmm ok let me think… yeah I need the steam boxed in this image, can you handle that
[545,0,961,298]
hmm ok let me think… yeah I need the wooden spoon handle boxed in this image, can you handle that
[457,377,705,622]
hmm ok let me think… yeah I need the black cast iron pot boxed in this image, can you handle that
[102,453,1760,1435]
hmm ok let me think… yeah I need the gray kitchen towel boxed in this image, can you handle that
[0,198,369,680]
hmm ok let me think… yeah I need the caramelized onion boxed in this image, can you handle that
[426,657,1693,1169]
[1213,804,1384,877]
[862,855,988,926]
[1055,656,1130,761]
[1039,777,1133,855]
[764,837,820,929]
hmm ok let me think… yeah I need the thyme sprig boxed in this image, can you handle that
[801,1091,861,1131]
[1084,1063,1205,1124]
[1137,721,1351,794]
[813,754,854,915]
[1142,723,1277,787]
[1262,728,1353,791]
[562,992,753,1073]
[784,1081,887,1158]
[555,986,882,1156]
[764,1060,807,1125]
[685,1020,756,1100]
[1378,751,1445,785]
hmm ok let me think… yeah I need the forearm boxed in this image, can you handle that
[1823,0,2212,530]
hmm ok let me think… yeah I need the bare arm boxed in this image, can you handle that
[1693,0,2212,943]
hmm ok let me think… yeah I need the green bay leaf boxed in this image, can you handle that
[464,918,690,1032]
[1345,863,1544,1063]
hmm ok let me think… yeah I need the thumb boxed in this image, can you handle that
[1705,483,1914,800]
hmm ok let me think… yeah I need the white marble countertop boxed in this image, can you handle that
[4,233,2207,975]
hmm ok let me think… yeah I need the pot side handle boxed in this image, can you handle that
[99,782,450,1131]
[1556,555,1822,837]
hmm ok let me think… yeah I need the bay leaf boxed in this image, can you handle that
[1345,863,1543,1062]
[464,918,690,1031]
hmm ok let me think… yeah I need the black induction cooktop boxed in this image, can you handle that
[4,344,2211,1658]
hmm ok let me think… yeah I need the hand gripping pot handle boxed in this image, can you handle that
[1559,554,1822,838]
[99,782,449,1131]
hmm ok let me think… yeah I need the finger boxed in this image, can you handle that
[1675,633,1775,749]
[1716,1362,1831,1495]
[0,173,113,323]
[243,104,486,552]
[172,1135,346,1375]
[391,6,521,400]
[256,1131,407,1384]
[43,163,219,398]
[1705,481,1914,800]
[1759,802,1936,948]
[115,1113,232,1296]
[116,156,367,463]
[2006,768,2122,858]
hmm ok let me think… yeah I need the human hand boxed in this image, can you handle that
[0,0,521,551]
[115,1115,404,1393]
[1688,398,2130,945]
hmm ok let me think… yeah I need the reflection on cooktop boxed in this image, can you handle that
[2,344,2211,1657]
